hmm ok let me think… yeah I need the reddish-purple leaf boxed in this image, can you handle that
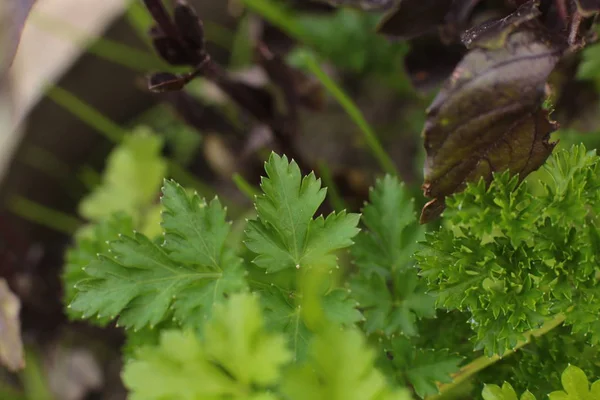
[148,72,188,92]
[142,0,179,40]
[143,0,205,66]
[173,0,205,51]
[419,24,563,223]
[152,35,191,65]
[461,0,541,49]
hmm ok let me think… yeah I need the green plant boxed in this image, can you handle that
[61,122,600,398]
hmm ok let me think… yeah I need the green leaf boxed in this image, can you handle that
[477,327,600,398]
[205,293,292,385]
[259,285,310,360]
[386,337,462,398]
[322,288,364,326]
[70,232,213,329]
[548,365,599,400]
[482,383,519,400]
[161,179,231,268]
[123,293,292,400]
[69,180,246,330]
[351,175,434,337]
[281,326,412,400]
[245,153,360,272]
[172,255,246,331]
[79,128,167,224]
[578,40,600,89]
[351,272,435,336]
[405,352,461,398]
[290,8,408,80]
[258,286,362,361]
[352,175,424,276]
[521,391,537,400]
[63,213,134,321]
[416,145,600,355]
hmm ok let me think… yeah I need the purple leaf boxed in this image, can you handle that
[148,72,189,92]
[419,23,563,223]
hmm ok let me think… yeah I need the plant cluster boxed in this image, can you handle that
[63,123,600,398]
[49,0,600,399]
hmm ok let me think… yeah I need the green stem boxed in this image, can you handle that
[317,161,347,211]
[300,53,398,176]
[125,0,155,48]
[8,196,81,235]
[242,0,311,45]
[428,313,567,400]
[244,0,397,174]
[232,173,260,201]
[46,85,126,144]
[21,348,54,400]
[47,86,215,197]
[203,21,236,50]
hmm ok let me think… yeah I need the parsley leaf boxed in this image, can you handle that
[257,285,362,361]
[70,232,214,329]
[322,288,364,326]
[69,180,246,330]
[79,128,167,225]
[245,153,360,272]
[549,365,600,400]
[353,175,423,276]
[161,179,231,267]
[350,175,434,336]
[63,213,134,322]
[482,365,600,400]
[417,145,600,355]
[258,285,310,360]
[352,272,435,337]
[282,326,412,400]
[383,337,462,398]
[482,383,535,400]
[122,293,292,400]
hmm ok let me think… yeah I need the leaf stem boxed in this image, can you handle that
[8,196,81,235]
[428,313,566,399]
[46,85,126,144]
[299,53,398,176]
[317,161,347,212]
[46,86,214,197]
[242,0,397,175]
[232,173,260,201]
